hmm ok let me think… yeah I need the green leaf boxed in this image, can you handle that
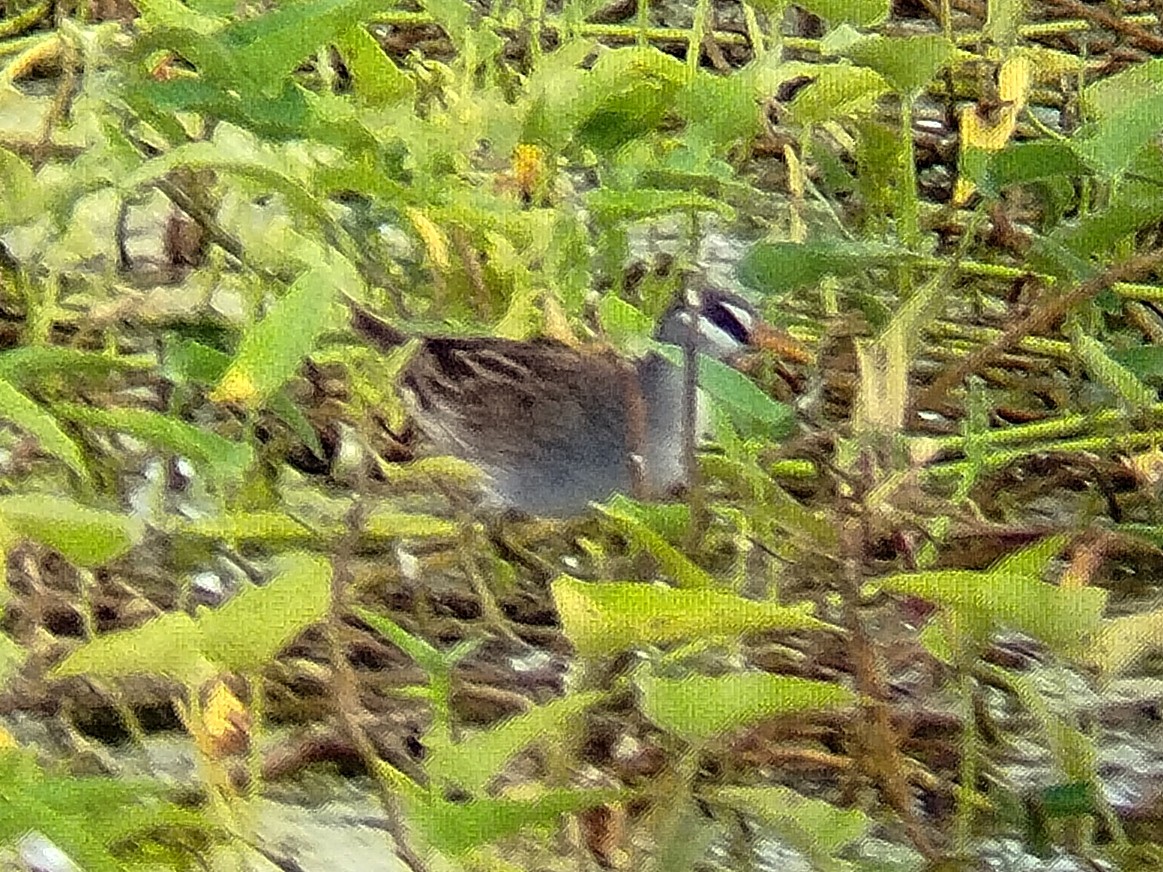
[0,380,88,482]
[570,46,688,153]
[650,344,795,439]
[355,606,449,675]
[738,239,904,295]
[795,0,888,27]
[217,0,392,95]
[212,268,341,407]
[585,188,736,225]
[335,23,415,106]
[1052,148,1163,260]
[198,551,332,671]
[712,785,872,861]
[784,64,891,126]
[551,575,833,657]
[980,141,1089,196]
[637,672,856,745]
[845,34,958,95]
[879,565,1107,658]
[0,147,41,227]
[1113,346,1163,384]
[0,347,153,385]
[1072,92,1163,178]
[427,692,606,793]
[163,337,325,459]
[595,505,717,589]
[0,496,143,568]
[1072,61,1163,176]
[406,788,625,857]
[53,402,253,485]
[0,752,215,872]
[50,612,207,684]
[1069,328,1156,414]
[1082,57,1163,123]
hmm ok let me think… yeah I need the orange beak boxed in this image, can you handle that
[750,321,812,364]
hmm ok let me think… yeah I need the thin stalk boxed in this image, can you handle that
[924,428,1163,481]
[898,97,920,249]
[687,0,709,72]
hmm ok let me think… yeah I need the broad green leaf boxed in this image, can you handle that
[651,344,796,439]
[785,64,891,126]
[217,0,392,95]
[700,454,838,549]
[406,788,625,857]
[988,533,1070,580]
[0,752,214,872]
[0,347,152,385]
[0,147,41,227]
[1052,148,1163,260]
[163,337,324,458]
[879,567,1106,657]
[712,785,872,860]
[51,612,206,685]
[738,239,904,295]
[212,268,340,407]
[980,141,1089,196]
[0,380,88,481]
[198,551,331,671]
[0,496,143,568]
[597,294,655,353]
[1112,345,1163,382]
[53,402,253,485]
[1082,57,1163,123]
[571,47,688,153]
[551,575,832,657]
[132,0,225,31]
[595,505,716,589]
[1073,60,1163,177]
[336,23,414,106]
[605,496,691,543]
[796,0,888,27]
[1093,608,1163,676]
[585,188,736,224]
[1069,328,1156,414]
[984,0,1027,47]
[1072,92,1163,178]
[427,692,606,793]
[845,34,958,95]
[637,672,856,745]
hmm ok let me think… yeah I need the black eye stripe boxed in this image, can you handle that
[702,299,752,344]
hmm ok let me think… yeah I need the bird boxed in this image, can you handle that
[348,281,807,517]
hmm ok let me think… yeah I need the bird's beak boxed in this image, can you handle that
[749,321,812,364]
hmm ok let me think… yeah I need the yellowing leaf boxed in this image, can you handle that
[406,207,450,270]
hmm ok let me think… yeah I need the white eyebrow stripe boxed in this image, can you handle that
[719,301,755,332]
[697,319,745,357]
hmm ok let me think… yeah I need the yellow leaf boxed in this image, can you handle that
[998,54,1031,109]
[198,679,251,758]
[406,207,450,270]
[209,368,257,405]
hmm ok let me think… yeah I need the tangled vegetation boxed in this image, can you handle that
[2,0,1163,868]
